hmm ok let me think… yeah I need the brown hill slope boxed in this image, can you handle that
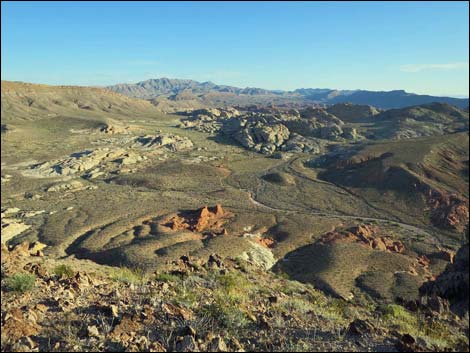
[1,81,157,123]
[317,133,469,234]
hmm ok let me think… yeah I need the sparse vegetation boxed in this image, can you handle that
[6,273,36,293]
[110,267,147,284]
[1,60,468,353]
[154,273,181,283]
[200,272,253,331]
[53,264,75,278]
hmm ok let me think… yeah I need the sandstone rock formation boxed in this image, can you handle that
[238,241,276,270]
[132,133,193,151]
[320,124,344,140]
[162,205,232,234]
[180,105,362,155]
[430,195,469,233]
[319,224,405,253]
[21,133,194,179]
[234,121,290,155]
[23,148,127,178]
[1,208,33,243]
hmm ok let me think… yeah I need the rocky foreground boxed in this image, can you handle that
[1,238,469,352]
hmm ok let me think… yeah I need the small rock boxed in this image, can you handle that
[11,336,37,351]
[175,335,199,352]
[348,318,375,336]
[28,241,47,254]
[149,341,167,352]
[109,304,119,318]
[87,325,100,338]
[268,295,278,304]
[35,303,48,313]
[209,336,228,352]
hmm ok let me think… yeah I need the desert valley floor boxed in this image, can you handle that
[1,81,469,352]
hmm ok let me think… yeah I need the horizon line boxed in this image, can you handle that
[1,77,469,99]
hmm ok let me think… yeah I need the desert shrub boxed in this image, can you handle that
[379,304,419,334]
[173,283,201,308]
[420,316,468,349]
[379,304,468,349]
[200,272,253,331]
[233,256,248,272]
[274,278,305,295]
[54,264,74,278]
[201,295,249,331]
[111,267,146,284]
[216,273,248,293]
[155,273,181,283]
[278,297,315,315]
[6,273,36,293]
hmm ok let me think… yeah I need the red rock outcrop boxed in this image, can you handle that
[430,196,469,232]
[319,224,405,253]
[255,237,276,249]
[162,204,232,234]
[413,182,469,232]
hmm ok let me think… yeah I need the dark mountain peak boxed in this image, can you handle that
[106,78,469,109]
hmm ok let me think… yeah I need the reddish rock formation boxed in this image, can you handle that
[430,196,469,233]
[162,204,232,234]
[417,255,431,267]
[255,237,276,248]
[319,224,405,253]
[414,181,469,232]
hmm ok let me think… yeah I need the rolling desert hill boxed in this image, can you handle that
[1,81,157,122]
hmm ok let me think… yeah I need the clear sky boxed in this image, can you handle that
[1,1,469,97]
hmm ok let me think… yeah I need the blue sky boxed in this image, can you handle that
[1,1,469,96]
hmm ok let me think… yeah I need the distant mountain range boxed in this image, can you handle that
[107,78,469,110]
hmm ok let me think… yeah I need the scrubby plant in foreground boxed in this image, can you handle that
[53,264,75,278]
[6,272,36,293]
[111,266,147,284]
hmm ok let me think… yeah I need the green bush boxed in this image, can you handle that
[200,272,253,331]
[379,304,418,333]
[6,273,36,293]
[111,267,146,284]
[379,303,468,349]
[155,273,181,283]
[215,272,251,301]
[201,295,249,331]
[54,264,74,278]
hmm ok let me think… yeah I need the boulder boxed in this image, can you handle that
[342,127,360,140]
[176,335,199,352]
[208,337,228,352]
[320,124,343,140]
[348,318,375,335]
